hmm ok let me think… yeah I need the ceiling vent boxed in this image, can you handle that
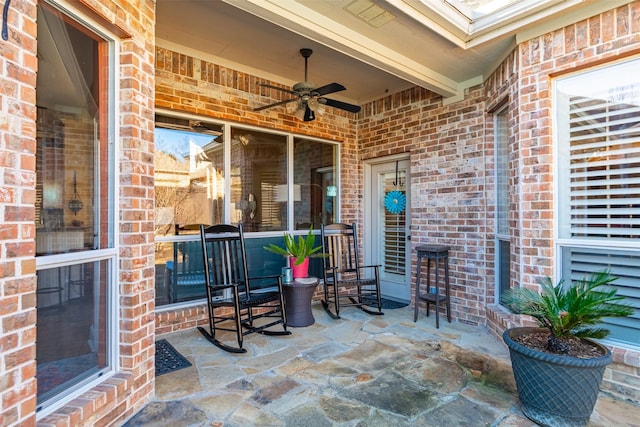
[345,0,395,28]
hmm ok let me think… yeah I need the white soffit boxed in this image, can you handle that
[225,0,461,97]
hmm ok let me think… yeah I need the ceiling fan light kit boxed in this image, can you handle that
[255,48,361,121]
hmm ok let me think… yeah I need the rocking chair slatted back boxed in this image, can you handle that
[323,224,359,277]
[320,223,383,319]
[197,223,290,353]
[200,224,249,298]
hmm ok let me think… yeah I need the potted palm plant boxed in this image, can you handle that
[503,270,633,427]
[263,228,324,279]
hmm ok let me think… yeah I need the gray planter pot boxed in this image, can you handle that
[503,327,611,427]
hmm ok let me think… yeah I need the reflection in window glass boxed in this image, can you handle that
[154,118,224,236]
[293,138,337,229]
[230,127,287,232]
[153,117,339,308]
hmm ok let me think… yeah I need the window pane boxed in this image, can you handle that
[561,247,639,345]
[35,3,114,410]
[498,238,511,305]
[293,138,337,229]
[495,108,511,305]
[496,109,509,236]
[231,128,287,232]
[556,58,640,346]
[557,59,640,241]
[36,259,110,407]
[154,117,224,236]
[36,5,109,255]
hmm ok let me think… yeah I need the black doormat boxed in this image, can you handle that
[362,296,409,309]
[155,339,192,376]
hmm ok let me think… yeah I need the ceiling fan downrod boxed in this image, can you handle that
[300,48,312,82]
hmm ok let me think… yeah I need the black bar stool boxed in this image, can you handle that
[413,245,451,328]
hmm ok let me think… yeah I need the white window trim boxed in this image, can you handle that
[36,0,120,418]
[552,57,640,349]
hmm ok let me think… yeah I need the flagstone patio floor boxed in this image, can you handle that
[124,304,639,426]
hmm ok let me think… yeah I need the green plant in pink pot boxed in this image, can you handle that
[263,229,325,278]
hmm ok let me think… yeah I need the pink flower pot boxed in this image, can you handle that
[289,257,309,279]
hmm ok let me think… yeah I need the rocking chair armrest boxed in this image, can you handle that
[208,282,239,291]
[247,274,282,282]
[358,264,381,271]
[246,274,283,292]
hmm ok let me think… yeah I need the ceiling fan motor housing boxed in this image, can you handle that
[293,81,316,94]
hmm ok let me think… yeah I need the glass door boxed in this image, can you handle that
[366,159,411,302]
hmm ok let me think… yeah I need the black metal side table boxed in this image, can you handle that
[413,245,451,328]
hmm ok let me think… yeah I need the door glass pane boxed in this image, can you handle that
[382,170,406,276]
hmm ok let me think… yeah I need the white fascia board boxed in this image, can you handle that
[469,0,567,35]
[387,0,471,47]
[223,0,460,97]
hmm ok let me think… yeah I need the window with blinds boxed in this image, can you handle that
[556,58,640,346]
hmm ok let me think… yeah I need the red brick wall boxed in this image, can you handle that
[0,0,157,425]
[357,84,491,325]
[506,1,640,403]
[1,1,39,424]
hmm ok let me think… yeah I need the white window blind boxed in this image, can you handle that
[567,96,640,239]
[383,175,406,275]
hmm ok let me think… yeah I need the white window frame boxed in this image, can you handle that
[35,0,119,417]
[154,109,341,239]
[553,57,640,349]
[494,105,510,306]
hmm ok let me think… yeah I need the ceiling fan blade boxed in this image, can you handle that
[323,98,361,114]
[313,82,346,96]
[254,98,297,112]
[258,83,297,95]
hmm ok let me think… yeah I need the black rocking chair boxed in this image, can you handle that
[197,224,290,353]
[320,222,384,319]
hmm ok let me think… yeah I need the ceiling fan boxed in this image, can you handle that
[254,48,362,121]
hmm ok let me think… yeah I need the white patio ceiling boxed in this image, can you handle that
[156,0,630,105]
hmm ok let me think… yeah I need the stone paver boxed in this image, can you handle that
[125,305,639,426]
